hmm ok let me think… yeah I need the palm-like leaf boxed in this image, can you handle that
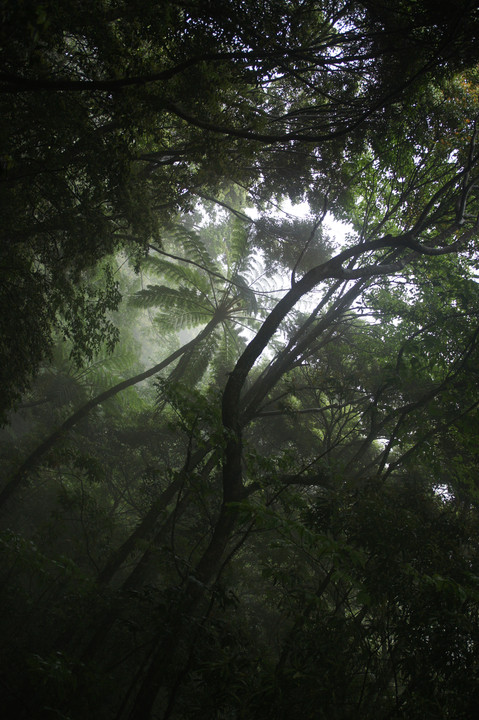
[153,309,213,332]
[211,323,247,379]
[229,274,258,315]
[170,328,223,387]
[130,285,212,313]
[229,219,251,275]
[142,256,212,296]
[169,224,221,275]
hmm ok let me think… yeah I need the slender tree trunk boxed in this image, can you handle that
[60,448,213,679]
[118,500,186,592]
[123,502,239,720]
[121,451,221,592]
[97,481,176,587]
[77,504,181,666]
[0,317,220,510]
[96,446,212,587]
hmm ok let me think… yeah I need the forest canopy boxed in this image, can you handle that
[2,2,479,719]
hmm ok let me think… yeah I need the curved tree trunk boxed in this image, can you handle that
[78,452,223,671]
[0,316,221,510]
[123,502,239,720]
[95,446,213,587]
[121,450,221,592]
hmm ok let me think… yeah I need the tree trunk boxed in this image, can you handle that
[96,446,212,587]
[123,502,239,720]
[121,450,221,592]
[0,317,221,510]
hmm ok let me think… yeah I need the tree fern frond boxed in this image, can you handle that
[212,323,245,378]
[169,224,220,275]
[243,253,263,281]
[229,275,258,315]
[229,218,251,274]
[154,310,213,331]
[174,329,222,387]
[250,273,275,295]
[142,256,211,296]
[129,285,210,313]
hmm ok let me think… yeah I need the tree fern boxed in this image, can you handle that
[132,215,266,387]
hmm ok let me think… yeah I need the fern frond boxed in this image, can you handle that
[130,285,211,313]
[212,323,244,378]
[174,329,222,387]
[142,256,211,296]
[229,219,251,274]
[154,310,213,331]
[243,252,262,281]
[169,225,220,275]
[229,275,258,315]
